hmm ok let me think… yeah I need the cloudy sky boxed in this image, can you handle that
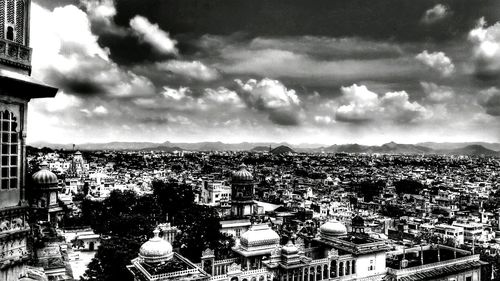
[27,0,500,145]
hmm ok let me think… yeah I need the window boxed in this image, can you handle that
[6,26,13,40]
[0,110,18,189]
[0,0,24,43]
[368,260,375,271]
[465,277,472,281]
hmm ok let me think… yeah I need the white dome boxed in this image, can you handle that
[139,229,173,264]
[240,224,280,249]
[320,220,347,238]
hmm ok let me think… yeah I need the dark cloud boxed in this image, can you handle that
[268,109,301,126]
[479,88,500,116]
[79,0,498,66]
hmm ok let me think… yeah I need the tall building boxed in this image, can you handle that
[231,164,256,218]
[0,0,58,280]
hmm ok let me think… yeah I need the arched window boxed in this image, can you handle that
[0,110,18,189]
[6,26,13,41]
[330,260,336,278]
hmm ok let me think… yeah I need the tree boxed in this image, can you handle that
[82,182,235,280]
[81,190,160,281]
[354,180,385,202]
[394,179,424,195]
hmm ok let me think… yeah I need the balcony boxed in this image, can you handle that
[0,38,32,73]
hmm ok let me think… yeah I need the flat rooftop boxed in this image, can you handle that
[387,246,470,270]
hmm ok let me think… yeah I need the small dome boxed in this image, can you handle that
[32,162,58,186]
[240,224,280,249]
[320,220,347,238]
[281,240,298,255]
[232,164,253,182]
[139,229,173,264]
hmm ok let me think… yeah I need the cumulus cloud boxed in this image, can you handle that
[420,82,455,102]
[81,0,115,26]
[156,60,220,81]
[335,84,427,123]
[421,4,449,24]
[136,86,244,112]
[31,4,155,99]
[478,87,500,116]
[129,15,178,55]
[415,50,455,76]
[468,18,500,80]
[235,78,303,126]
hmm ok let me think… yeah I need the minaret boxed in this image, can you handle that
[0,1,58,279]
[230,164,255,218]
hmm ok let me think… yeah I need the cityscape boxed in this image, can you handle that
[1,1,500,281]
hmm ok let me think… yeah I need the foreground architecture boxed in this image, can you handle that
[0,0,58,280]
[128,219,487,281]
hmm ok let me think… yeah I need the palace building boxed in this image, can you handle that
[128,218,487,281]
[0,0,58,280]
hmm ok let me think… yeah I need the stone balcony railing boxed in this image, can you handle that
[0,38,32,72]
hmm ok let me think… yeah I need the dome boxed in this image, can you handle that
[281,240,298,255]
[240,224,280,249]
[232,164,253,182]
[139,229,173,264]
[320,220,347,238]
[32,162,58,186]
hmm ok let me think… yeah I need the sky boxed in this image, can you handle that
[26,0,500,145]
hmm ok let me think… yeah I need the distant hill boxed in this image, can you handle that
[27,140,500,156]
[321,142,431,154]
[251,146,270,152]
[418,142,500,151]
[138,146,184,152]
[271,145,295,154]
[376,142,432,154]
[440,145,499,156]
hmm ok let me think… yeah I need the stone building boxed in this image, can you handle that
[0,0,58,280]
[128,219,488,281]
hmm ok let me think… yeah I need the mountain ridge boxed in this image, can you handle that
[28,141,500,156]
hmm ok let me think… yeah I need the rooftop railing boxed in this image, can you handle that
[386,254,480,276]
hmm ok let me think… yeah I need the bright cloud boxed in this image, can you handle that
[415,50,455,77]
[156,60,220,81]
[335,84,428,123]
[236,78,303,126]
[421,4,449,24]
[468,18,500,80]
[129,15,178,55]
